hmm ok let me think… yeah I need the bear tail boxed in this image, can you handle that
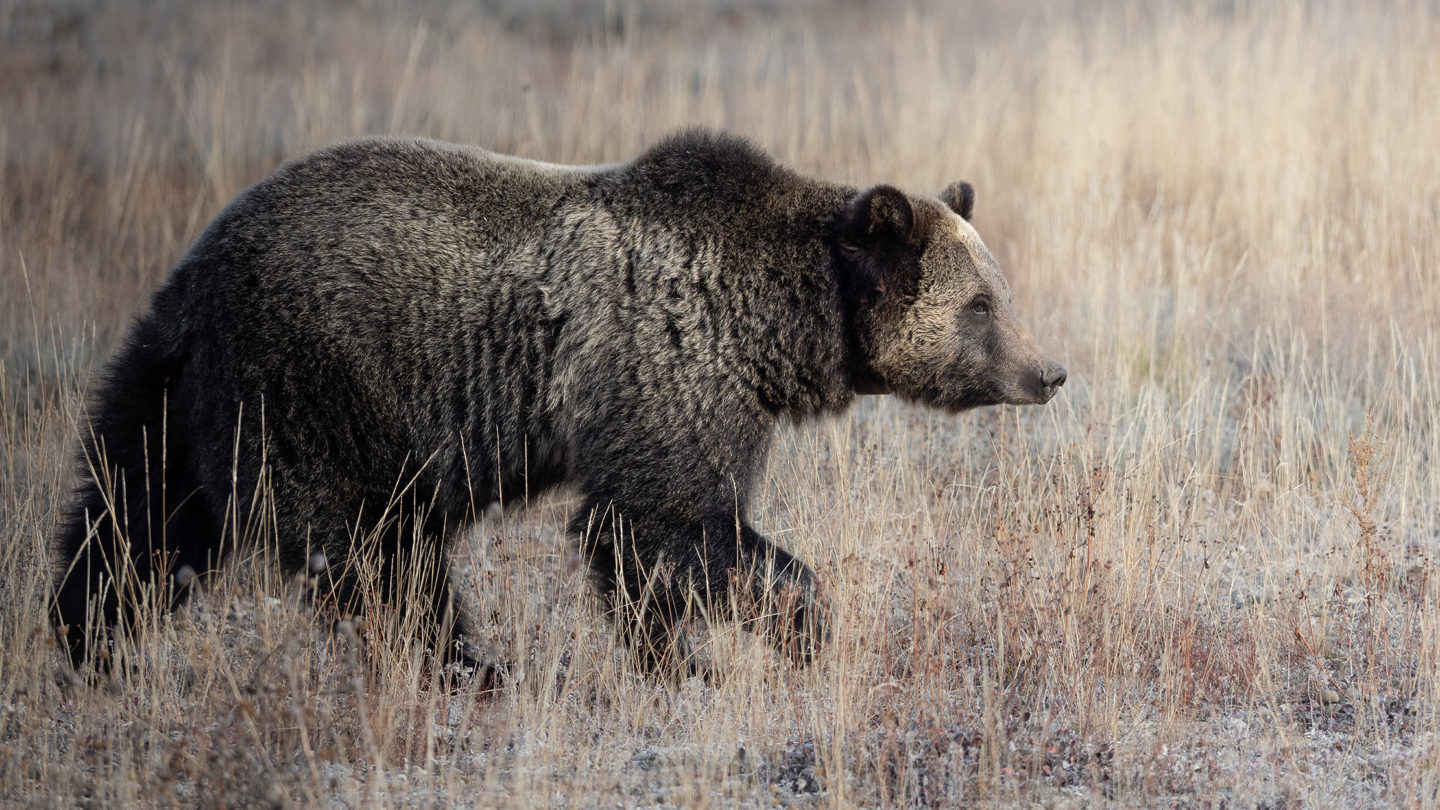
[51,313,217,669]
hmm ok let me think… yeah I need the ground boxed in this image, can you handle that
[1,0,1437,807]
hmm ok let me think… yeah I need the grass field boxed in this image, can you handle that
[2,0,1438,806]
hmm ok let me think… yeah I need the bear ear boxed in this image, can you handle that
[845,185,915,245]
[939,181,976,221]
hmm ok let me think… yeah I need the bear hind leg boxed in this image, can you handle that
[52,420,224,670]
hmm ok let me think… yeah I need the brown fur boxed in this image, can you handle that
[52,130,1064,676]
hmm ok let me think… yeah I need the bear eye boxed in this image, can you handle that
[970,298,990,316]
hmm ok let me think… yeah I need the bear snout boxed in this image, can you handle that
[1038,362,1068,401]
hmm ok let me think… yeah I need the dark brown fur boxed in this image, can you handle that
[52,130,1064,674]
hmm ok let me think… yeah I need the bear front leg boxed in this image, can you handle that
[576,503,828,674]
[576,506,708,678]
[731,525,829,664]
[570,383,828,672]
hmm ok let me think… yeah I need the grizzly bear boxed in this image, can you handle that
[52,130,1065,675]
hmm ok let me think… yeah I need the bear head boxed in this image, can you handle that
[837,181,1066,411]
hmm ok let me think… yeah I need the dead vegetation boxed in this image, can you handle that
[2,0,1438,806]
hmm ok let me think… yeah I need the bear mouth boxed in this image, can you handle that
[904,369,1063,412]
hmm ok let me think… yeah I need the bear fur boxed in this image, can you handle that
[52,130,1065,673]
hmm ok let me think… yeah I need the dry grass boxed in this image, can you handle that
[3,0,1439,806]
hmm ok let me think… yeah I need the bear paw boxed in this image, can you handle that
[743,561,830,665]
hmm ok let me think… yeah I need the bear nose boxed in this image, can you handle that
[1041,363,1067,391]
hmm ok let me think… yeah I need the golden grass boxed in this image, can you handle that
[2,0,1438,806]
